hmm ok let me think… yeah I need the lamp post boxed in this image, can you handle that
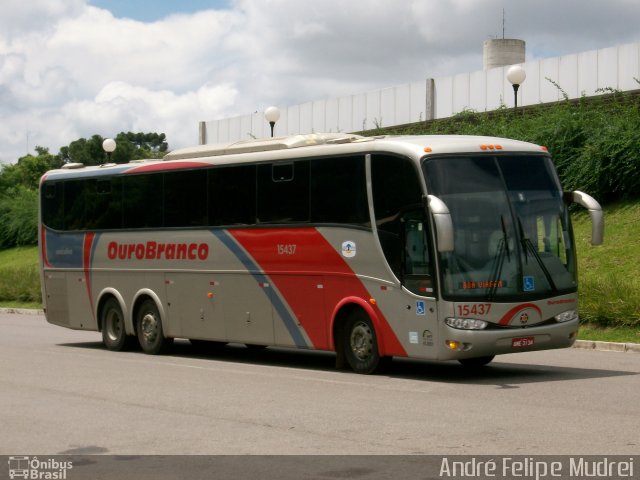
[102,138,116,164]
[264,106,280,138]
[506,65,526,112]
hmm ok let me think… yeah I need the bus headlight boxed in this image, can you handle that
[445,317,488,330]
[554,310,578,323]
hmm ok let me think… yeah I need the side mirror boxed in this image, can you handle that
[568,191,604,245]
[427,195,454,252]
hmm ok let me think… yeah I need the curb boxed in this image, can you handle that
[0,307,44,315]
[1,308,638,354]
[573,339,640,354]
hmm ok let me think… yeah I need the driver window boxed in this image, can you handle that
[402,212,434,296]
[371,154,434,296]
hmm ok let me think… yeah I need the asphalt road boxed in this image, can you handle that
[1,312,639,456]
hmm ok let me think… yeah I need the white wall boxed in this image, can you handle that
[201,42,640,144]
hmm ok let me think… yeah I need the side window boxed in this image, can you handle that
[257,161,309,224]
[310,156,369,226]
[92,177,122,230]
[122,174,163,228]
[209,165,257,226]
[164,170,207,227]
[402,211,434,296]
[63,179,95,231]
[42,178,122,231]
[371,154,426,283]
[42,182,64,230]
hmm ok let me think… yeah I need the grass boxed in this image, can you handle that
[577,323,640,344]
[572,201,640,329]
[0,301,42,309]
[0,245,38,268]
[0,246,40,303]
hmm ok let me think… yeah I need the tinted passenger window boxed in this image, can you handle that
[42,182,64,230]
[164,170,207,227]
[257,161,309,223]
[43,178,122,230]
[209,165,256,225]
[63,179,93,230]
[93,177,122,229]
[122,174,163,228]
[310,156,369,225]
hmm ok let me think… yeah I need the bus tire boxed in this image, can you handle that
[343,310,383,374]
[458,355,495,367]
[136,299,173,355]
[101,298,134,351]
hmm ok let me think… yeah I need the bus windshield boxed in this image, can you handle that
[423,154,577,301]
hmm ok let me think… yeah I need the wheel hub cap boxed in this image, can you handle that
[141,313,158,344]
[350,321,373,360]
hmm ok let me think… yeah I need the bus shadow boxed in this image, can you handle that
[59,339,637,386]
[384,357,638,386]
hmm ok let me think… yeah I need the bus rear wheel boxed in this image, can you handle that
[101,298,134,351]
[343,310,384,374]
[136,299,173,355]
[458,355,495,367]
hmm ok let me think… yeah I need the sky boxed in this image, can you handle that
[1,0,640,164]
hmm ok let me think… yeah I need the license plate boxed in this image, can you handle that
[512,336,534,348]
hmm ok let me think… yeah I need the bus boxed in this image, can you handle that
[38,133,604,374]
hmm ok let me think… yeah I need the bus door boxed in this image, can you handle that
[399,210,439,357]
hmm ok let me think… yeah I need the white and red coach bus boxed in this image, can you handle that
[38,133,603,373]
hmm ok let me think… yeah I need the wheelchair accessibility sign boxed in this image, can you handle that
[523,275,536,292]
[416,300,426,316]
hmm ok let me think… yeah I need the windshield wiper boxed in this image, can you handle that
[487,215,510,300]
[517,216,558,292]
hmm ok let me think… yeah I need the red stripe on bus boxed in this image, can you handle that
[125,161,209,174]
[498,303,542,325]
[40,227,51,268]
[83,232,96,321]
[228,228,406,356]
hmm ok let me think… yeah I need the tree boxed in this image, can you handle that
[0,146,62,192]
[0,187,38,247]
[0,133,169,248]
[58,132,168,165]
[61,135,106,166]
[116,132,168,160]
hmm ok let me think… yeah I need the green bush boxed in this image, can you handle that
[0,187,38,248]
[578,273,640,328]
[0,265,41,303]
[580,275,640,328]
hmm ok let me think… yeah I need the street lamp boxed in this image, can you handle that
[264,106,280,138]
[102,138,116,164]
[506,65,526,112]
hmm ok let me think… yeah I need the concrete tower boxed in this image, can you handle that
[483,38,526,70]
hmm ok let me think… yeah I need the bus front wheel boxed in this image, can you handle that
[136,299,173,355]
[343,310,384,374]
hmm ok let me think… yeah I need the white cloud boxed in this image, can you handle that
[0,0,85,39]
[1,0,639,163]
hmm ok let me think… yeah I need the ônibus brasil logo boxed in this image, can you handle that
[8,456,73,479]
